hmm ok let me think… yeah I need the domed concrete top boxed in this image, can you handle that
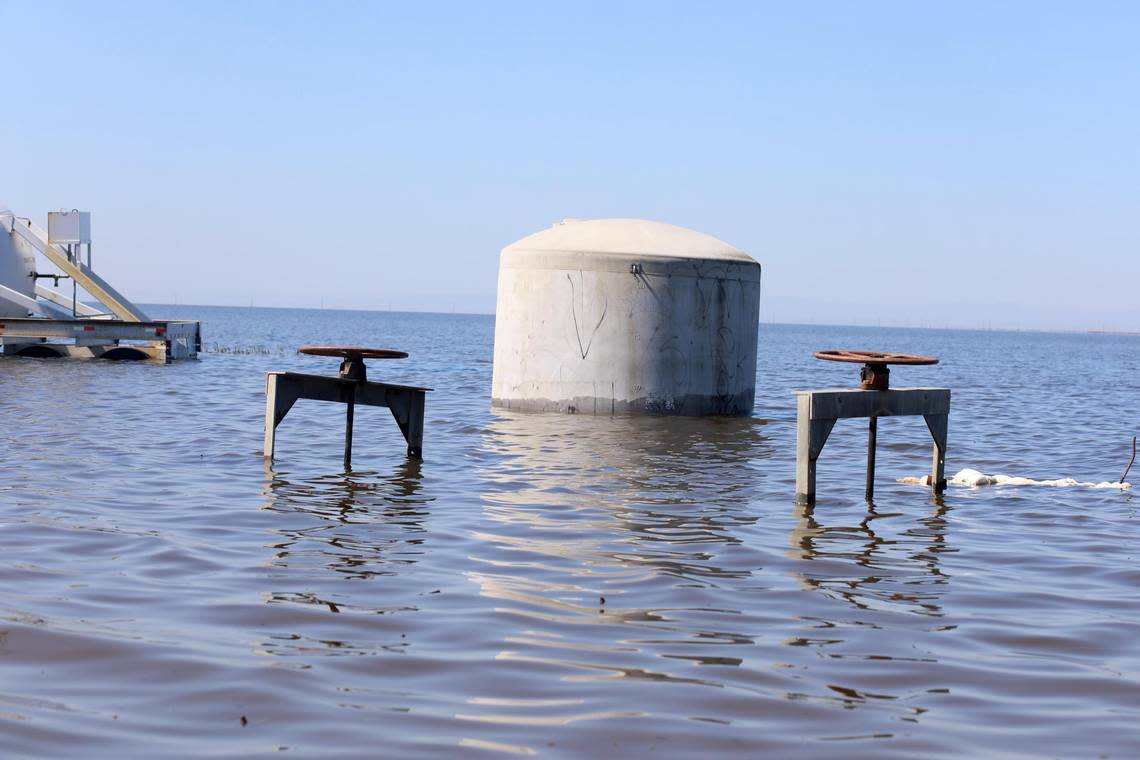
[504,218,754,263]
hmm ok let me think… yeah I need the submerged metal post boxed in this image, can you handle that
[344,383,356,470]
[866,416,878,500]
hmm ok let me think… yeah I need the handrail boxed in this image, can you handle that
[1,212,148,321]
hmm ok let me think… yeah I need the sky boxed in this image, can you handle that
[2,1,1138,330]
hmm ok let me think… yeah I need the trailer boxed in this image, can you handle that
[0,316,200,362]
[0,204,199,363]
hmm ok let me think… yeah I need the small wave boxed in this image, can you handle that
[899,468,1131,490]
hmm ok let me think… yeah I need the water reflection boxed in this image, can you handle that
[474,411,768,593]
[256,460,432,627]
[788,497,953,617]
[461,411,771,723]
[263,458,428,520]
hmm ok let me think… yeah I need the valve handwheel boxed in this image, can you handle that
[814,350,938,391]
[299,346,408,383]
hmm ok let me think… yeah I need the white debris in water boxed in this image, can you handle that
[898,468,1131,490]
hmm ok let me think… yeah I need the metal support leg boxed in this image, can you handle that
[264,375,277,458]
[924,413,948,494]
[866,415,878,500]
[344,383,356,470]
[406,391,425,458]
[387,388,426,459]
[264,373,302,459]
[796,394,836,505]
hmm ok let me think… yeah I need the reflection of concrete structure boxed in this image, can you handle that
[473,412,766,600]
[463,413,766,701]
[492,219,761,416]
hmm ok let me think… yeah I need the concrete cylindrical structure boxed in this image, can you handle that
[491,218,761,416]
[0,204,37,318]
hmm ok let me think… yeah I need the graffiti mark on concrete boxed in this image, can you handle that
[567,273,607,360]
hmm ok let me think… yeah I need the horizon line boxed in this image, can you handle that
[130,302,1140,338]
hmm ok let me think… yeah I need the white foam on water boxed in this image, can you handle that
[899,468,1132,490]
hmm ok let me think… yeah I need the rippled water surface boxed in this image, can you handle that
[2,306,1138,758]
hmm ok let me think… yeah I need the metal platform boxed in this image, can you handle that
[795,387,950,504]
[0,317,200,362]
[264,371,429,463]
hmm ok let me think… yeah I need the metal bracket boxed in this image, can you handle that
[31,271,71,287]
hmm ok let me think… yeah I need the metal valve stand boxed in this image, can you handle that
[796,350,949,503]
[264,346,431,469]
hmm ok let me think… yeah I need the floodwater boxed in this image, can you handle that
[2,306,1138,758]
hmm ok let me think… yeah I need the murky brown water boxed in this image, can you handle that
[2,307,1138,757]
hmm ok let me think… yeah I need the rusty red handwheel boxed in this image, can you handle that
[299,346,408,360]
[299,345,408,382]
[814,350,938,391]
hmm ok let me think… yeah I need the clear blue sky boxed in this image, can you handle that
[3,1,1137,330]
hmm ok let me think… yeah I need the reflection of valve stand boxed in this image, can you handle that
[789,497,952,616]
[795,350,949,504]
